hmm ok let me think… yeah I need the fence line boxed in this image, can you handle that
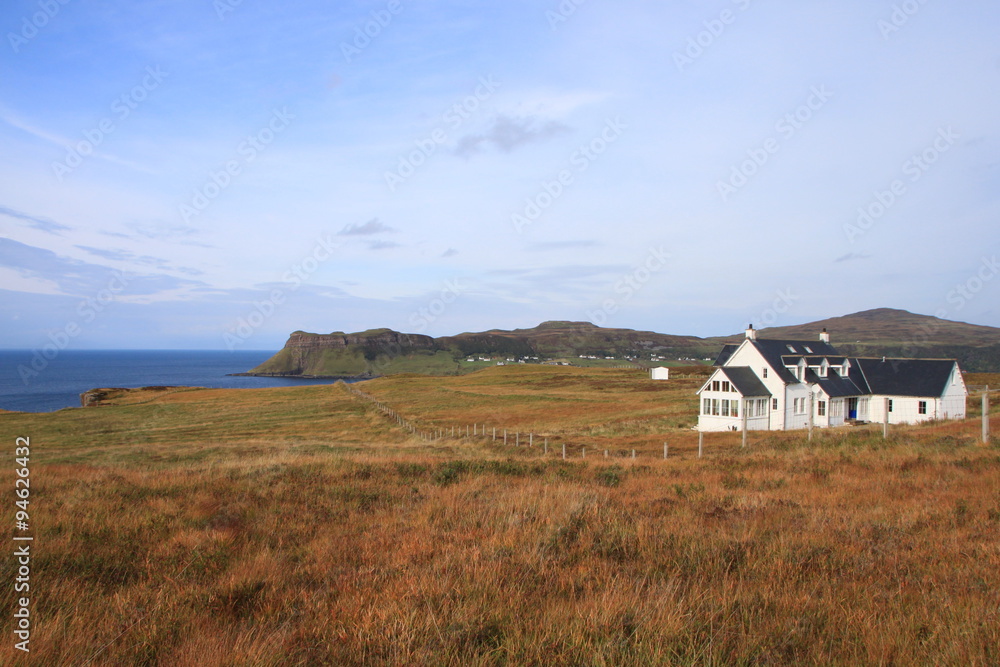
[341,381,997,459]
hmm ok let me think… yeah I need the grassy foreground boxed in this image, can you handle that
[0,367,998,665]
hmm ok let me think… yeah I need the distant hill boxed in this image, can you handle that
[246,308,1000,378]
[707,308,1000,370]
[711,308,1000,348]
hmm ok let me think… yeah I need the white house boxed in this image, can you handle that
[650,367,670,380]
[696,326,968,432]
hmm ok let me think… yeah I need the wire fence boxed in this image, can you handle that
[342,381,997,461]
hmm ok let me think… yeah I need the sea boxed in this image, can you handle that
[0,350,347,413]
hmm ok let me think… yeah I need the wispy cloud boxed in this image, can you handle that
[834,252,872,263]
[454,115,570,157]
[0,205,72,235]
[337,218,397,236]
[368,240,400,251]
[0,105,154,173]
[0,239,205,297]
[441,248,459,258]
[75,245,204,275]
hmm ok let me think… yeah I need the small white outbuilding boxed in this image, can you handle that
[650,367,670,380]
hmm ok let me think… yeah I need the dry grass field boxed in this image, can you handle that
[1,366,998,665]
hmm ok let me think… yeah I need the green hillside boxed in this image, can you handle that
[247,309,1000,378]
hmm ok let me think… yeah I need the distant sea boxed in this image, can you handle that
[0,350,346,413]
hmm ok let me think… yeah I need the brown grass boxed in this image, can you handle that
[0,368,998,665]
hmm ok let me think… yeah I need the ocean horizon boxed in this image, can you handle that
[0,349,346,413]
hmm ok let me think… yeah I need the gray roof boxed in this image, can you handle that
[803,368,866,398]
[851,358,959,397]
[714,344,739,367]
[709,337,962,399]
[719,366,772,397]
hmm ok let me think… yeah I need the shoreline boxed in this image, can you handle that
[227,372,375,381]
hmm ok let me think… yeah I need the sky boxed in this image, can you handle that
[1,0,999,350]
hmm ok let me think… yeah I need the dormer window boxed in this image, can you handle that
[819,366,827,377]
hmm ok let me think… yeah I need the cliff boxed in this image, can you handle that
[246,310,1000,378]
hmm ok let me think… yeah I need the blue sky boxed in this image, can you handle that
[1,0,998,350]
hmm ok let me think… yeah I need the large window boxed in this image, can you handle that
[757,398,767,416]
[712,399,719,416]
[703,398,711,415]
[831,400,843,417]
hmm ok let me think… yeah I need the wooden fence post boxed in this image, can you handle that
[984,386,991,444]
[698,431,703,458]
[742,399,749,448]
[806,394,814,442]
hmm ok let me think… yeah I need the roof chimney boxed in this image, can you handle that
[819,327,830,344]
[745,323,756,341]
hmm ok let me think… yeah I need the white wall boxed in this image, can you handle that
[783,383,810,430]
[939,364,967,419]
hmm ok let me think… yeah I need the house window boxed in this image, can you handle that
[819,366,827,377]
[919,401,927,415]
[721,381,731,393]
[712,399,719,416]
[762,368,768,379]
[831,400,843,417]
[757,398,767,416]
[703,398,711,415]
[772,398,778,410]
[888,399,894,413]
[711,380,720,392]
[804,346,813,353]
[732,401,739,418]
[817,400,826,416]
